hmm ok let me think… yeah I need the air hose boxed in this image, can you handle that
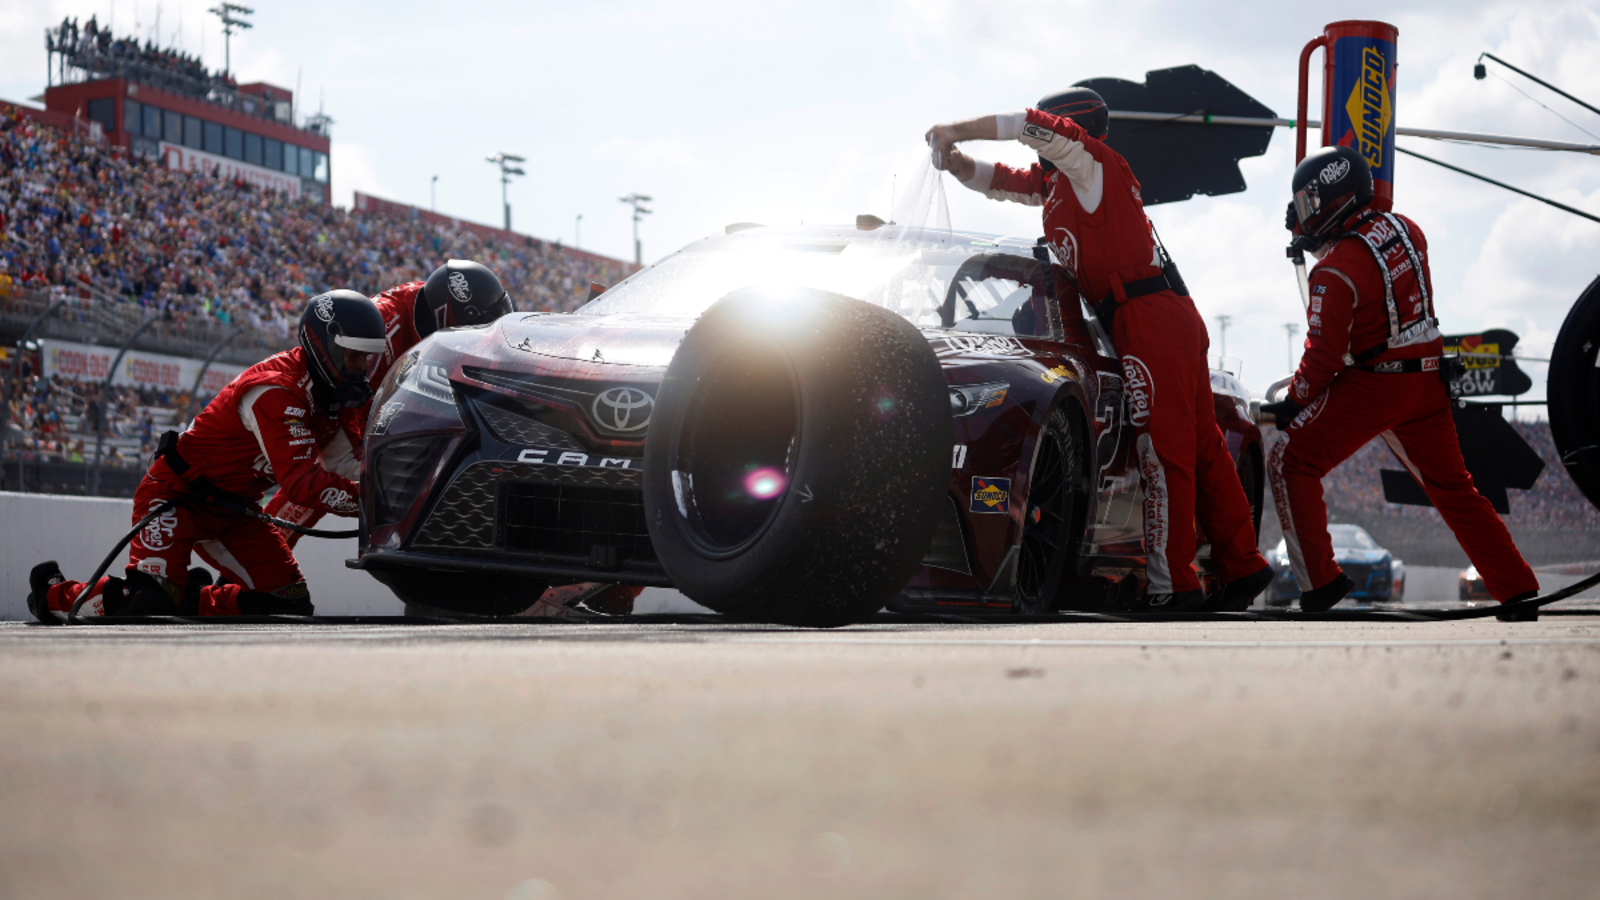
[64,495,360,624]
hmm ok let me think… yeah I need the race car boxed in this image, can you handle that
[1266,524,1402,606]
[352,223,1265,625]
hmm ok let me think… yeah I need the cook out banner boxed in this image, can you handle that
[40,339,247,395]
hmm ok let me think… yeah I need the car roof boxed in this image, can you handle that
[683,223,1043,257]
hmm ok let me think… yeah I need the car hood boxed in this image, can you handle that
[498,312,690,369]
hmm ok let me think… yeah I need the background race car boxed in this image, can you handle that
[1266,524,1403,606]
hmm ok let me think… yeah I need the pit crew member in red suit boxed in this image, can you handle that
[265,260,513,540]
[27,291,388,621]
[1261,145,1540,618]
[927,88,1272,612]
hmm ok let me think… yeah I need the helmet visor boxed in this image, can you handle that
[1293,183,1320,228]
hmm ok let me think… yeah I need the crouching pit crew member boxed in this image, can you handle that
[1263,145,1540,619]
[264,260,513,541]
[27,291,388,621]
[926,88,1273,613]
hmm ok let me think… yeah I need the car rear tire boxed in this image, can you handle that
[1548,274,1600,506]
[642,288,952,627]
[1015,401,1089,614]
[371,567,550,617]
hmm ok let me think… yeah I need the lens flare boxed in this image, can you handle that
[744,467,787,500]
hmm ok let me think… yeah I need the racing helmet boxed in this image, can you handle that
[414,259,513,338]
[1037,87,1110,139]
[299,289,387,413]
[1290,145,1375,248]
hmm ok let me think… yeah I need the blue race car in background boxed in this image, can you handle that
[1265,524,1403,607]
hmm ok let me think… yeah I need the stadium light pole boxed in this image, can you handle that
[207,3,253,78]
[1215,314,1232,358]
[486,153,526,232]
[431,175,438,213]
[1284,322,1301,372]
[575,214,582,249]
[620,193,653,265]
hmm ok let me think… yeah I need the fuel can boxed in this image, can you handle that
[1298,20,1399,209]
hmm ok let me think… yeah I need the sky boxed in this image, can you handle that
[2,0,1598,402]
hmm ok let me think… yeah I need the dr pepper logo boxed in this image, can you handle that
[1121,355,1154,427]
[970,476,1011,514]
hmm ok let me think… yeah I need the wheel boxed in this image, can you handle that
[642,288,952,626]
[1548,274,1600,507]
[1237,444,1264,543]
[1016,401,1089,614]
[369,567,549,617]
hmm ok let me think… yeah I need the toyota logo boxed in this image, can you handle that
[592,386,654,433]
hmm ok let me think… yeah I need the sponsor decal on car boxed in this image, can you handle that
[516,447,638,469]
[952,444,968,469]
[1039,364,1072,384]
[371,401,403,436]
[939,335,1031,358]
[970,476,1011,514]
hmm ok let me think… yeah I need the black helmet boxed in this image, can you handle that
[1290,145,1375,248]
[414,259,513,338]
[1037,87,1109,139]
[299,289,387,413]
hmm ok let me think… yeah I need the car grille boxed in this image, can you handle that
[499,482,655,568]
[1341,560,1390,596]
[372,435,451,522]
[475,398,586,450]
[412,460,651,571]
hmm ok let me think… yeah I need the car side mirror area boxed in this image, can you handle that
[586,281,608,302]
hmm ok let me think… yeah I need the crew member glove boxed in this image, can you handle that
[1260,399,1303,427]
[1285,200,1301,234]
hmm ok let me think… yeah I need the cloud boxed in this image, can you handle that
[330,141,392,208]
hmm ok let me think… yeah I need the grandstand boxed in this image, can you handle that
[1,72,636,496]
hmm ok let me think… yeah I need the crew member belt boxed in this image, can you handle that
[1354,357,1442,374]
[1095,271,1180,329]
[151,430,253,514]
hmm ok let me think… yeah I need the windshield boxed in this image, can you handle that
[579,227,1064,337]
[1329,525,1378,550]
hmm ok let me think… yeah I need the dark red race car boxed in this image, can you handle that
[353,224,1264,625]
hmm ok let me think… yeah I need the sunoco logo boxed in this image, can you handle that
[1121,355,1153,427]
[1345,46,1393,169]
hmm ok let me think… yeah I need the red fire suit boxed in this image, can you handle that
[265,281,425,537]
[45,349,360,617]
[959,108,1266,594]
[1268,211,1538,600]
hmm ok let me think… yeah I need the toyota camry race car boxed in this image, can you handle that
[352,224,1265,625]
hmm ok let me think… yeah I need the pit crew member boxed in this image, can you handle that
[927,88,1273,612]
[1262,145,1540,619]
[27,291,388,620]
[264,259,513,538]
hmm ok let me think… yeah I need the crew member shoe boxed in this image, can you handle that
[1200,564,1276,612]
[1495,590,1540,622]
[27,561,66,625]
[1298,573,1355,613]
[1130,589,1206,614]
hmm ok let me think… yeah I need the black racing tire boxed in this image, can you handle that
[370,567,549,617]
[1015,401,1089,614]
[1548,274,1600,508]
[1237,443,1264,543]
[642,288,952,627]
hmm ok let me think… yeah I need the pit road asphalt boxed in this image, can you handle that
[2,613,1598,900]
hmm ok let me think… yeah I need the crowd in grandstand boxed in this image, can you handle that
[0,106,635,343]
[4,367,190,469]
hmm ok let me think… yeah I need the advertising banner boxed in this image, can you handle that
[160,143,303,198]
[40,339,248,395]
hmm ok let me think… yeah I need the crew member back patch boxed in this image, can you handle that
[970,476,1011,514]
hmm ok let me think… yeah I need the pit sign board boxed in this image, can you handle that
[1441,329,1531,397]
